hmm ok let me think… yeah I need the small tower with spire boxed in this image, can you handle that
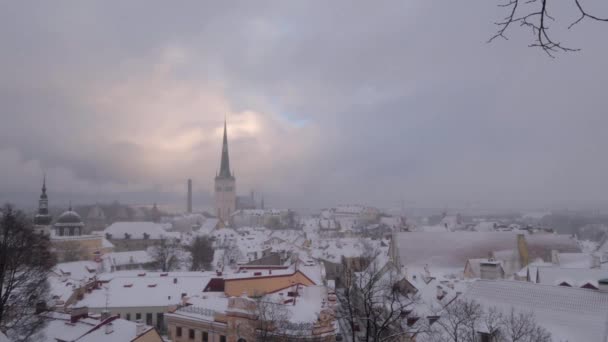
[214,118,236,223]
[34,174,52,226]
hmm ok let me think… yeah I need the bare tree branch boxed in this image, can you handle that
[570,0,608,28]
[490,0,608,56]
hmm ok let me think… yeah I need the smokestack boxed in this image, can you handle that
[187,179,192,213]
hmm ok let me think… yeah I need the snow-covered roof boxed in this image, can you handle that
[53,261,100,281]
[174,293,230,321]
[104,222,178,240]
[311,238,379,263]
[38,313,156,342]
[404,266,471,317]
[39,314,95,341]
[76,317,156,342]
[269,285,329,323]
[463,280,608,342]
[269,229,305,244]
[76,272,215,308]
[109,250,154,267]
[198,218,219,235]
[535,266,607,288]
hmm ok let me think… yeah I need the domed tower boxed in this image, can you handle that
[34,175,52,226]
[54,205,85,236]
[214,119,236,223]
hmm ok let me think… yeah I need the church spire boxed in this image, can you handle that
[35,174,52,225]
[218,118,232,178]
[42,173,46,193]
[40,173,48,199]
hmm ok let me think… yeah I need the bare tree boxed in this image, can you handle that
[421,298,552,342]
[425,298,483,342]
[148,236,182,272]
[186,236,214,271]
[490,0,608,56]
[499,308,551,342]
[252,296,291,342]
[340,246,418,342]
[0,205,56,341]
[60,241,87,262]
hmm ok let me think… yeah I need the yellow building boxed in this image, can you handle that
[52,207,113,261]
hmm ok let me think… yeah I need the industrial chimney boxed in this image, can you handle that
[187,179,193,213]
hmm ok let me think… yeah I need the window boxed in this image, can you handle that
[136,313,141,321]
[478,332,492,342]
[189,329,195,339]
[406,317,419,326]
[202,332,208,342]
[220,335,226,342]
[146,312,153,325]
[156,313,163,330]
[126,313,131,321]
[176,327,182,337]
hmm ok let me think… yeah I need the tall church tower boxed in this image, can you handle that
[34,174,52,226]
[214,119,236,223]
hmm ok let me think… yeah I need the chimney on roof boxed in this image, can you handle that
[100,310,110,321]
[480,261,502,280]
[173,278,178,284]
[136,321,146,336]
[105,322,114,335]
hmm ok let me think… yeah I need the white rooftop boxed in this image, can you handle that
[104,222,178,240]
[463,280,608,342]
[76,271,215,308]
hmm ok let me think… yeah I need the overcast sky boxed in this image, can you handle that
[1,1,608,211]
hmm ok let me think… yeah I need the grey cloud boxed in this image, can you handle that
[1,1,608,210]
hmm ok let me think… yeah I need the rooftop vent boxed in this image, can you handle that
[137,272,146,277]
[148,284,157,288]
[160,273,168,277]
[123,283,133,288]
[254,272,262,276]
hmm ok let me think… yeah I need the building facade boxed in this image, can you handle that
[215,120,236,223]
